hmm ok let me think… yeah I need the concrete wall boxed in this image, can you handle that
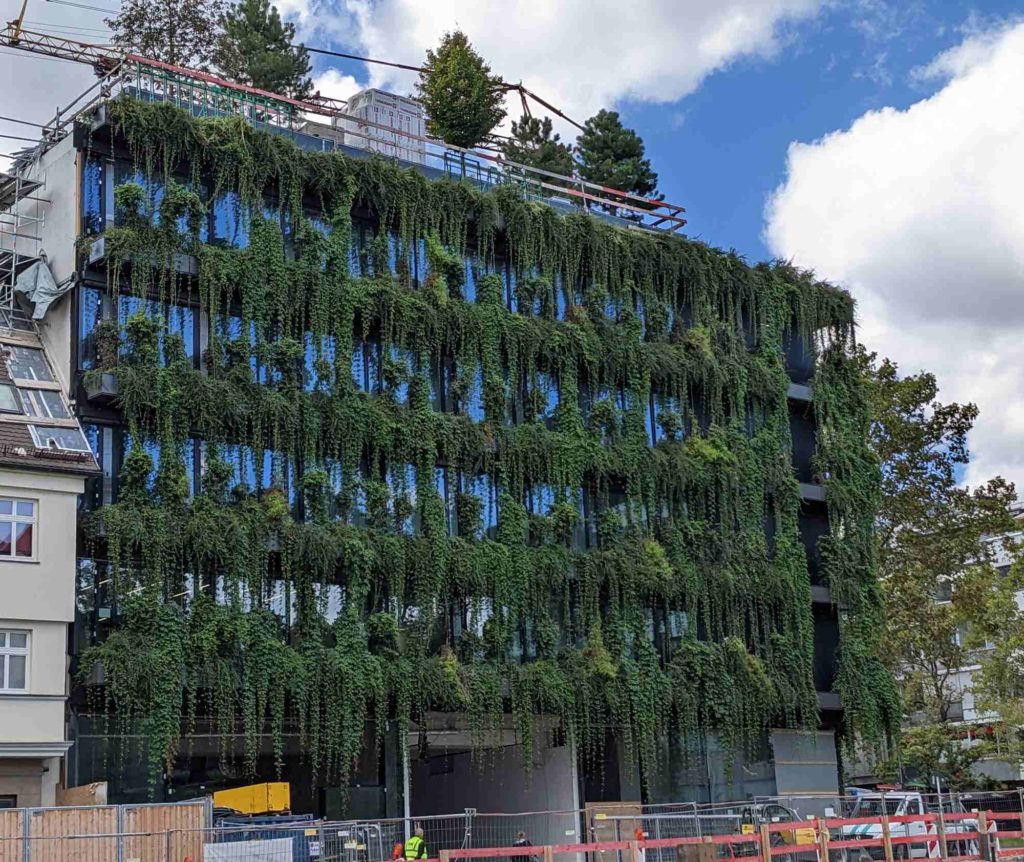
[10,137,78,391]
[0,468,84,624]
[0,620,67,745]
[411,741,578,845]
[0,757,60,808]
[0,467,83,793]
[770,729,839,798]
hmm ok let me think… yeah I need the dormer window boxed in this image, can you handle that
[6,346,53,382]
[21,389,68,420]
[0,385,21,414]
[28,425,91,453]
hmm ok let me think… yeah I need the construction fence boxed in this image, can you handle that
[2,792,1024,862]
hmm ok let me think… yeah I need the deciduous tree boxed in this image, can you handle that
[870,355,1017,720]
[107,0,225,69]
[866,353,1019,783]
[417,31,506,150]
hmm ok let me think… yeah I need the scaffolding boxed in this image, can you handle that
[0,167,44,332]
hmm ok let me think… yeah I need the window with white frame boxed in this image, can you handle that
[0,631,28,692]
[0,384,21,414]
[28,425,91,453]
[0,498,36,558]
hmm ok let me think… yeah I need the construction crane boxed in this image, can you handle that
[3,0,122,71]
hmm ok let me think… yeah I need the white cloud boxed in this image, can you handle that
[911,17,1021,83]
[764,22,1024,489]
[332,0,822,123]
[311,68,362,101]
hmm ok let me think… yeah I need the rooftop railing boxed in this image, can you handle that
[74,54,687,233]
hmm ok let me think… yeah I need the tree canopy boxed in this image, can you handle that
[867,352,1019,785]
[501,114,575,178]
[575,109,659,200]
[107,0,224,69]
[214,0,312,99]
[417,30,506,150]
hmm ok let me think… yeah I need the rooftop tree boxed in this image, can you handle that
[576,109,659,207]
[214,0,312,99]
[107,0,225,69]
[417,30,506,151]
[501,114,575,179]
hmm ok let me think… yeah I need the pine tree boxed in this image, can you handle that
[417,30,506,150]
[214,0,312,99]
[107,0,225,69]
[575,109,659,200]
[501,115,575,179]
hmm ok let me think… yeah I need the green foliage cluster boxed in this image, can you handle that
[79,96,890,792]
[576,109,659,202]
[213,0,313,99]
[417,31,506,150]
[502,115,575,179]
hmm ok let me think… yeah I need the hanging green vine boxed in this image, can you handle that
[76,95,892,794]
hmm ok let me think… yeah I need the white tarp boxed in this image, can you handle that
[14,259,72,320]
[204,837,294,862]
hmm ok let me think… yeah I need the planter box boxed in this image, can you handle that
[84,372,118,405]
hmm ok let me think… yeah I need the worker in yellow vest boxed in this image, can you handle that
[405,826,428,860]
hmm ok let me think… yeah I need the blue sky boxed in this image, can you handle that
[297,2,1017,266]
[618,2,1019,261]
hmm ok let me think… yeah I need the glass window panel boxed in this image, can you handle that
[30,425,92,453]
[464,263,477,303]
[14,524,32,558]
[82,156,104,234]
[536,372,558,420]
[8,633,26,648]
[387,233,399,273]
[385,346,412,402]
[461,369,485,421]
[555,278,567,320]
[349,221,364,277]
[167,305,196,362]
[78,286,103,371]
[528,484,555,515]
[7,347,52,382]
[0,385,20,414]
[0,633,5,647]
[0,500,11,515]
[113,164,147,223]
[506,268,518,312]
[0,523,11,554]
[213,191,249,248]
[7,655,26,689]
[14,501,33,517]
[414,238,428,285]
[351,340,366,390]
[305,334,337,392]
[38,390,68,419]
[468,474,499,530]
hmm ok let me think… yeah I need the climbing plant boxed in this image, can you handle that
[76,95,892,794]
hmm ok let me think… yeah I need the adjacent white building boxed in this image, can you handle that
[0,169,99,808]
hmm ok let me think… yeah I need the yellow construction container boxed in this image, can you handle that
[213,782,291,815]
